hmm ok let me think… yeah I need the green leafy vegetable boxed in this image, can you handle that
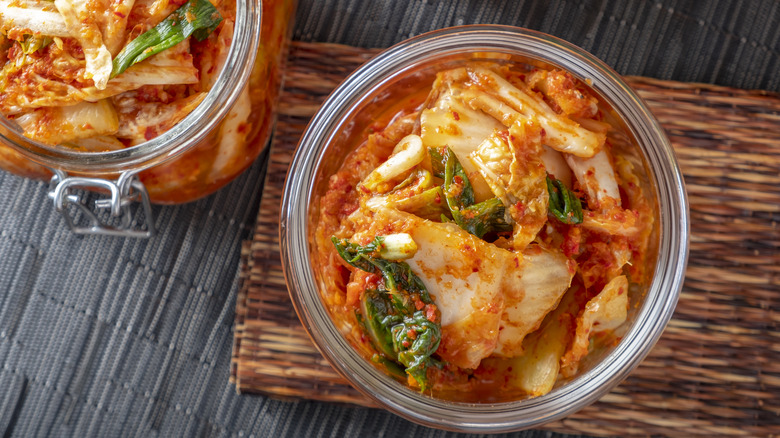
[392,168,433,192]
[428,147,446,179]
[357,290,441,391]
[333,237,441,391]
[333,236,431,310]
[434,146,474,209]
[359,290,398,359]
[332,235,384,272]
[394,186,449,221]
[453,198,513,238]
[429,146,513,238]
[370,352,408,380]
[19,35,53,55]
[110,0,222,78]
[546,175,583,224]
[389,311,442,387]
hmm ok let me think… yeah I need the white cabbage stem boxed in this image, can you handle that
[378,233,418,261]
[361,134,425,191]
[55,0,113,89]
[540,145,571,188]
[560,275,628,377]
[0,0,71,37]
[565,148,621,209]
[15,99,119,144]
[462,67,606,158]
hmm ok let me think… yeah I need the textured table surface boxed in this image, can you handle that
[232,43,780,436]
[0,1,778,437]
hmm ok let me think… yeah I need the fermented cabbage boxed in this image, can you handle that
[316,63,654,401]
[0,0,295,204]
[0,0,225,144]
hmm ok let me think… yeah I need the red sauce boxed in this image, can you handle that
[0,0,296,205]
[314,63,653,402]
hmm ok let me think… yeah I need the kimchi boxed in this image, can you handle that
[315,63,654,401]
[0,0,232,149]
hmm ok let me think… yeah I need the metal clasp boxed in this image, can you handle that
[47,170,156,238]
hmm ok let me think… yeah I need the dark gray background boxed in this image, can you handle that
[0,1,777,437]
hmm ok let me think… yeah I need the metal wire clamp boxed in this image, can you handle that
[47,170,156,238]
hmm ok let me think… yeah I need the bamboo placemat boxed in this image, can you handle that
[231,41,780,436]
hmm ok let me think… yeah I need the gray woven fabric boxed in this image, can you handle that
[296,0,780,92]
[0,0,777,437]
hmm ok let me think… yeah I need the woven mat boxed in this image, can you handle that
[231,41,780,436]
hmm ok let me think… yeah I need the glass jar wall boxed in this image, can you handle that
[0,0,295,204]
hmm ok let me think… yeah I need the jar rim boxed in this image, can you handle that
[0,1,261,175]
[281,24,689,432]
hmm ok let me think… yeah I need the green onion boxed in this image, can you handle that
[430,146,474,209]
[389,310,441,390]
[332,236,432,309]
[376,233,418,261]
[110,0,222,78]
[333,237,442,391]
[429,146,513,238]
[454,197,513,238]
[546,175,584,224]
[358,290,398,360]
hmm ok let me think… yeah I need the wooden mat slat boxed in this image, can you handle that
[231,41,780,435]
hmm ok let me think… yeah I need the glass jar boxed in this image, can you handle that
[281,25,689,432]
[0,0,295,235]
